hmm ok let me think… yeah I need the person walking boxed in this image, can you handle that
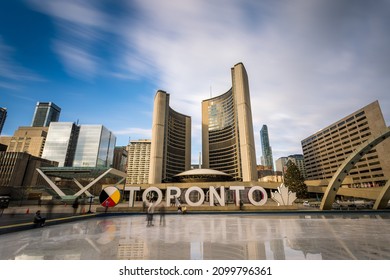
[72,198,79,215]
[147,199,156,227]
[159,203,166,226]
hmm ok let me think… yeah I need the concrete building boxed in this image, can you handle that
[0,107,6,135]
[202,62,258,182]
[4,126,48,157]
[260,125,274,170]
[301,100,390,188]
[276,154,306,179]
[0,151,58,188]
[149,91,191,183]
[42,122,116,168]
[126,140,151,184]
[31,102,61,127]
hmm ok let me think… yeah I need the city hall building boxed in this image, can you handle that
[201,63,258,182]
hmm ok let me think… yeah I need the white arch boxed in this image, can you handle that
[320,128,390,210]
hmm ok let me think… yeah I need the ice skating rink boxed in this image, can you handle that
[1,213,389,260]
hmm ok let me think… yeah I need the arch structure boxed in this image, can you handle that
[320,127,390,210]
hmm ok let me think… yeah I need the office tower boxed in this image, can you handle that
[301,100,390,187]
[275,155,306,179]
[42,122,116,168]
[149,90,191,184]
[5,126,48,157]
[260,125,274,170]
[202,62,258,181]
[127,140,151,184]
[73,125,116,167]
[0,107,6,135]
[42,122,78,167]
[113,146,128,173]
[31,102,61,127]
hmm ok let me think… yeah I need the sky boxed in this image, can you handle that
[1,0,390,165]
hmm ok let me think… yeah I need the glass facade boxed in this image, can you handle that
[42,122,77,167]
[205,89,241,180]
[260,125,274,170]
[43,123,116,168]
[73,125,116,167]
[165,108,189,180]
[202,63,258,182]
[32,102,61,127]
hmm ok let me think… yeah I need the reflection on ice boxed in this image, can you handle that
[0,214,389,260]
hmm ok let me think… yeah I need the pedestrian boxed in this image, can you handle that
[239,199,244,211]
[159,203,166,226]
[147,199,155,227]
[33,210,46,227]
[72,198,79,215]
[46,200,54,219]
[104,200,109,213]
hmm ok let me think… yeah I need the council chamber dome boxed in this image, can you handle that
[172,168,234,182]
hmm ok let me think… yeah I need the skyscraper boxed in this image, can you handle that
[149,90,191,184]
[42,122,116,167]
[260,125,274,170]
[31,102,61,127]
[127,139,151,184]
[42,122,78,167]
[0,107,7,135]
[202,63,258,181]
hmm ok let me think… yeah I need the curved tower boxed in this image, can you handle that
[202,63,258,181]
[149,90,191,183]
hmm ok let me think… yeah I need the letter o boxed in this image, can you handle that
[185,186,205,206]
[248,186,268,206]
[142,187,163,205]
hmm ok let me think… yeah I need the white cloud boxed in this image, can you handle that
[0,37,43,85]
[26,0,390,164]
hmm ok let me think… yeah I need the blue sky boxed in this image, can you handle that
[1,0,390,165]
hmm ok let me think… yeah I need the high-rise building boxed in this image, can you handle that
[260,125,274,170]
[149,91,191,183]
[127,140,151,184]
[301,100,390,187]
[73,125,116,167]
[275,154,306,179]
[42,122,116,168]
[202,62,258,181]
[0,107,6,135]
[113,146,128,173]
[31,102,61,127]
[5,126,48,157]
[42,122,78,167]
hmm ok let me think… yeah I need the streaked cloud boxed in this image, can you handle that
[24,0,390,163]
[0,37,43,87]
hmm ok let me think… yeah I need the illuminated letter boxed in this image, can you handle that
[248,186,268,206]
[185,186,205,206]
[125,186,140,207]
[209,186,225,206]
[142,187,163,205]
[166,186,181,207]
[229,186,245,206]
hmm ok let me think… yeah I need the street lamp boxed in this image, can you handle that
[87,196,94,214]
